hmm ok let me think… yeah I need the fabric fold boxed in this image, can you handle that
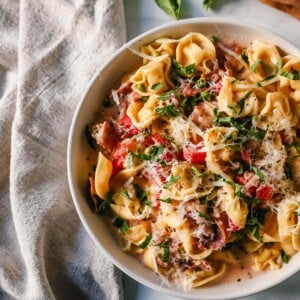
[0,0,125,299]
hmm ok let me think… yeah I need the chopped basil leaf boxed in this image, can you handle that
[119,189,130,199]
[248,127,268,140]
[199,212,211,220]
[134,184,150,206]
[160,197,172,203]
[151,83,163,90]
[236,91,252,114]
[255,75,276,87]
[200,91,212,101]
[164,174,181,189]
[141,96,149,102]
[162,247,170,262]
[139,232,152,249]
[134,145,165,162]
[196,79,209,88]
[250,60,262,73]
[155,105,180,117]
[98,189,114,214]
[172,59,196,77]
[157,90,178,101]
[191,166,202,176]
[209,35,218,44]
[136,83,146,92]
[252,226,263,242]
[280,68,300,80]
[155,0,182,20]
[112,216,129,233]
[281,250,289,264]
[251,166,265,182]
[276,60,282,74]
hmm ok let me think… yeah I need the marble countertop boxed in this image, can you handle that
[122,1,300,299]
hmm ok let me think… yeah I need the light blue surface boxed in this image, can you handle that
[123,1,300,299]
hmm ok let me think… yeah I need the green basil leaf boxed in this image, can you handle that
[236,91,252,114]
[172,59,196,77]
[250,60,262,73]
[191,166,202,176]
[155,105,180,117]
[164,174,181,189]
[281,250,289,264]
[155,0,182,20]
[160,197,172,203]
[280,68,300,80]
[151,83,163,90]
[98,189,114,214]
[162,247,170,262]
[139,232,152,249]
[251,166,266,182]
[134,184,150,206]
[112,216,129,233]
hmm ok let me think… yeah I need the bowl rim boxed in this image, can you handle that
[67,17,300,300]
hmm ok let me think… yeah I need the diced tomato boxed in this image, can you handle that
[111,139,137,175]
[215,81,222,95]
[228,218,240,232]
[182,145,206,164]
[256,185,273,202]
[240,150,251,165]
[118,114,139,136]
[235,174,248,185]
[143,134,168,147]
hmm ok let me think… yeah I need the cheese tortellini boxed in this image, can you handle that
[87,32,300,291]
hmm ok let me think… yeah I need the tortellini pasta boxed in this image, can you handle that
[87,32,300,291]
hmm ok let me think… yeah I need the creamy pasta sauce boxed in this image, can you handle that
[85,32,300,290]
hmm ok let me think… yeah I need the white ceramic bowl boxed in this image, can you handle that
[67,18,300,300]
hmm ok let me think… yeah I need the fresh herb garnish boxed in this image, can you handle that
[134,145,165,163]
[134,184,150,206]
[139,232,152,249]
[119,189,130,199]
[241,48,249,63]
[164,174,181,189]
[136,83,146,92]
[281,250,290,264]
[155,105,180,117]
[98,189,114,214]
[154,0,182,20]
[236,91,252,114]
[200,91,213,101]
[250,60,262,73]
[256,75,276,87]
[112,216,129,233]
[162,246,170,262]
[209,35,218,44]
[172,59,196,77]
[196,79,209,88]
[251,166,266,182]
[280,68,300,80]
[199,212,211,220]
[151,82,163,90]
[141,96,149,102]
[157,90,178,101]
[160,197,172,203]
[191,166,202,176]
[246,207,264,242]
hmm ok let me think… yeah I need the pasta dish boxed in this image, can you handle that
[85,32,300,290]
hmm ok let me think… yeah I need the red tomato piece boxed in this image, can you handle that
[182,145,206,164]
[228,218,240,232]
[143,134,167,147]
[215,81,222,95]
[240,150,251,165]
[118,114,139,136]
[111,139,137,175]
[256,185,273,202]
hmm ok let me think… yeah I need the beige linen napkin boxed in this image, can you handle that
[0,0,125,299]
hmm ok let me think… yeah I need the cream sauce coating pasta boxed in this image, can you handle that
[86,32,300,290]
